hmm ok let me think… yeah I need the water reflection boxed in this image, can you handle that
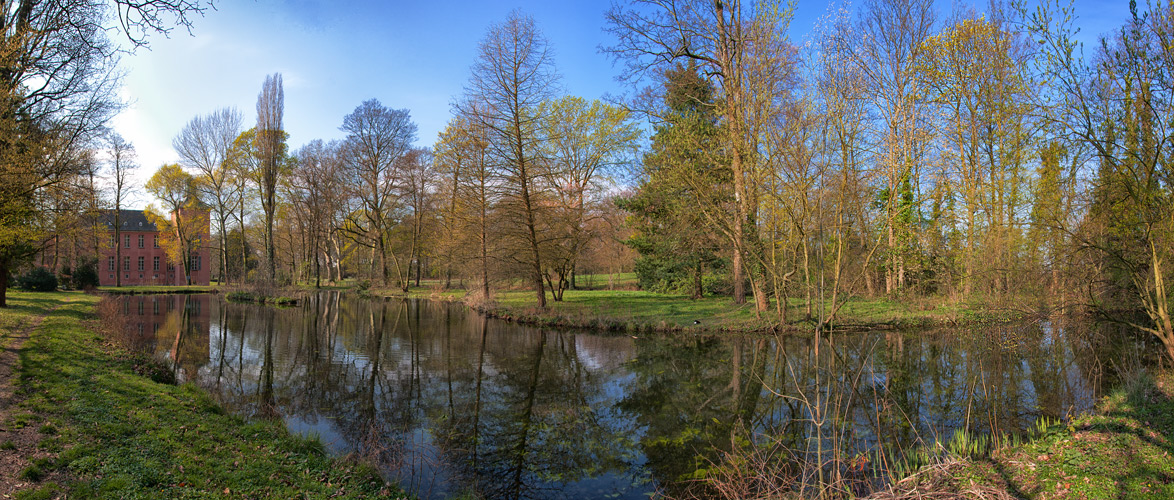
[103,293,1155,499]
[117,294,212,379]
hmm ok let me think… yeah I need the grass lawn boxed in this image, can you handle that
[1,291,403,499]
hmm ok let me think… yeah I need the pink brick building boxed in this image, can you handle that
[98,209,211,286]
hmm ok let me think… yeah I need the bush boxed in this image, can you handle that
[17,268,58,292]
[72,259,100,290]
[225,291,256,302]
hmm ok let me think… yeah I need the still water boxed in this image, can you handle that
[107,292,1153,499]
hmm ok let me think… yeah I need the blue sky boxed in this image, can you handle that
[112,0,1127,207]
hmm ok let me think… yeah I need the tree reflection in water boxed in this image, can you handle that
[102,293,1156,499]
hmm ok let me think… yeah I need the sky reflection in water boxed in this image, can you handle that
[107,292,1153,500]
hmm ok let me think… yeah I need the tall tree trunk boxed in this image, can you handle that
[116,213,122,287]
[220,216,229,285]
[886,219,895,293]
[517,156,546,308]
[313,236,321,288]
[481,209,491,300]
[0,259,10,308]
[693,259,703,300]
[714,1,747,306]
[377,231,389,285]
[265,210,275,283]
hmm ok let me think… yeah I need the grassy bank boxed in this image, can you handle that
[0,291,402,499]
[370,281,1028,334]
[878,371,1174,499]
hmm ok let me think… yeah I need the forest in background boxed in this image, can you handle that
[3,0,1172,361]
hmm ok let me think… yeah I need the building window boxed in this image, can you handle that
[124,235,130,248]
[153,235,159,248]
[190,254,201,272]
[152,256,160,271]
[137,256,144,271]
[108,256,115,271]
[123,256,130,271]
[108,235,116,248]
[138,235,144,248]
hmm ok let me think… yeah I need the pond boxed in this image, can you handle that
[104,292,1155,499]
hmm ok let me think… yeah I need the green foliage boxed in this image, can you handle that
[17,267,58,292]
[19,463,44,482]
[632,254,729,296]
[619,62,728,300]
[226,290,298,306]
[224,291,254,302]
[926,372,1174,499]
[13,483,58,500]
[71,258,100,290]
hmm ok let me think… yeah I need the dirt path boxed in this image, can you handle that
[0,307,63,496]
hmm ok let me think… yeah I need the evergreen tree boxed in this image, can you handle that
[619,62,728,298]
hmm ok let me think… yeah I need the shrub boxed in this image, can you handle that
[72,258,100,290]
[17,267,58,292]
[225,291,255,302]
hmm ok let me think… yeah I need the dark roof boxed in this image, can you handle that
[98,209,159,232]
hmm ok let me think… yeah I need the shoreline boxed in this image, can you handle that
[7,289,1167,498]
[0,291,404,499]
[369,285,1043,335]
[95,283,1054,334]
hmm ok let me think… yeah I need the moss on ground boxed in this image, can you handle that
[3,291,404,499]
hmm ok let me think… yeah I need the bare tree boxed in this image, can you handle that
[458,10,560,308]
[435,111,497,300]
[105,132,137,287]
[539,96,640,300]
[605,0,795,310]
[224,128,260,282]
[145,163,205,286]
[339,99,417,286]
[0,0,209,307]
[256,73,285,283]
[174,107,243,284]
[842,0,936,294]
[290,139,348,288]
[399,147,435,288]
